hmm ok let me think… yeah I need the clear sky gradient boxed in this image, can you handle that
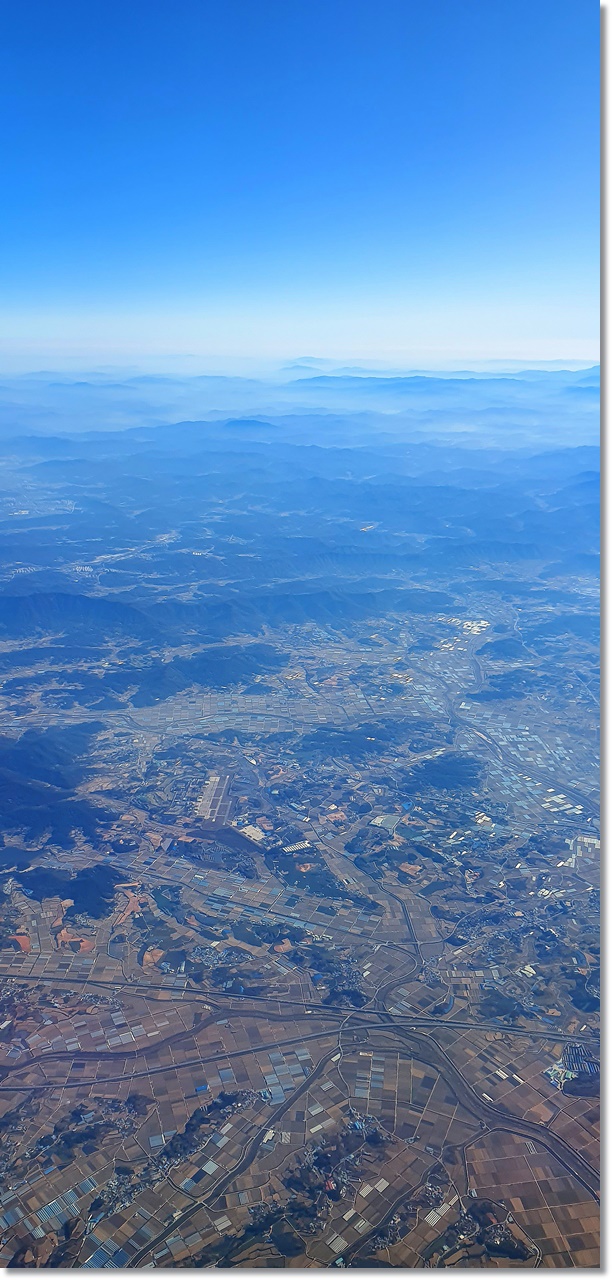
[0,0,599,365]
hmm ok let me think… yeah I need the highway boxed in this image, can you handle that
[366,1024,599,1199]
[0,994,597,1096]
[8,967,600,1042]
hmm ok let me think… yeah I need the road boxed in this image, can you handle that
[0,1025,339,1093]
[0,995,597,1095]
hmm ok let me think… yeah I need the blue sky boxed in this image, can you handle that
[0,0,599,365]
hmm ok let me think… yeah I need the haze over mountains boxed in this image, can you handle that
[0,364,599,448]
[0,363,598,833]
